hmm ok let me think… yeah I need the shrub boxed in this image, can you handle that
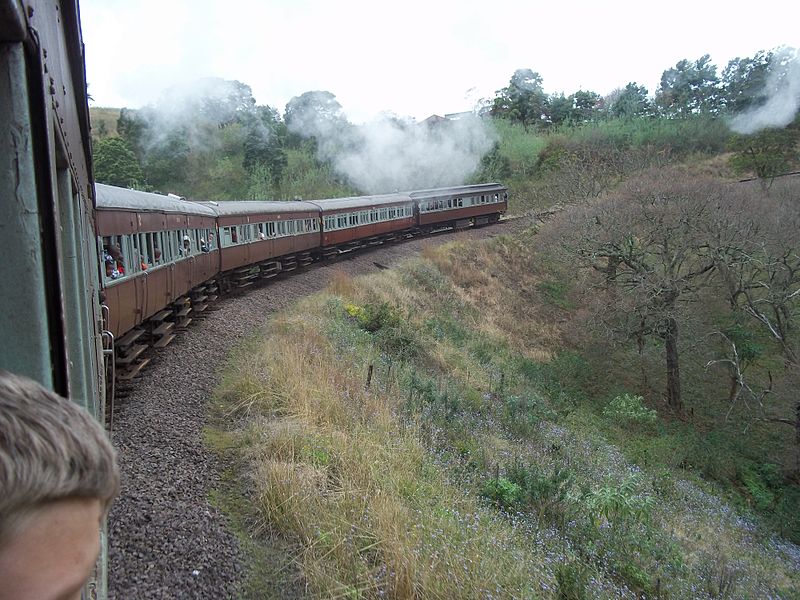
[555,561,591,600]
[581,476,654,526]
[603,394,657,425]
[481,477,523,510]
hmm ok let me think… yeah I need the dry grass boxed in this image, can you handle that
[215,226,800,598]
[218,293,548,598]
[89,106,120,140]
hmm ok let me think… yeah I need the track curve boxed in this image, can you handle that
[107,221,519,599]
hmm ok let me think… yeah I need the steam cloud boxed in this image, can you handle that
[134,77,267,153]
[729,47,800,134]
[287,107,495,194]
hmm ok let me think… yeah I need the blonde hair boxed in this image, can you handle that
[0,371,119,542]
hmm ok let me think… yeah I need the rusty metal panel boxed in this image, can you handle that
[104,278,137,338]
[96,210,138,235]
[418,202,506,226]
[323,217,413,246]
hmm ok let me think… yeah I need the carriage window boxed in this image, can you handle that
[145,232,159,265]
[101,235,127,282]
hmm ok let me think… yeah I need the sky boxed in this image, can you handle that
[80,0,799,123]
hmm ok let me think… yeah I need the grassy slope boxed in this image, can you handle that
[89,106,120,140]
[210,235,799,598]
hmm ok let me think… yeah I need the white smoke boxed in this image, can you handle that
[134,77,264,153]
[287,106,495,194]
[729,47,800,134]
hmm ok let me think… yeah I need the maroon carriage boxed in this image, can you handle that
[410,183,508,230]
[95,184,219,339]
[209,201,322,285]
[312,193,416,257]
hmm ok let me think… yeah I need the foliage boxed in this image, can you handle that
[480,477,523,510]
[554,562,591,600]
[92,137,144,188]
[721,50,775,114]
[656,55,721,116]
[605,83,651,119]
[581,476,655,525]
[728,127,800,184]
[491,68,549,130]
[602,394,657,425]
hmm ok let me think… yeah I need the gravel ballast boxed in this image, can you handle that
[107,222,517,599]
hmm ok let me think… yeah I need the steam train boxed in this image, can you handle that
[97,182,507,380]
[0,1,505,597]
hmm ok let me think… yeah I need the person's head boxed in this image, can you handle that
[0,371,119,600]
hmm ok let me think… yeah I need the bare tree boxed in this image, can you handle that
[563,170,739,412]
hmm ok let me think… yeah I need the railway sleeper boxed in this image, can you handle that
[259,260,281,279]
[115,343,147,366]
[117,358,151,382]
[116,327,145,350]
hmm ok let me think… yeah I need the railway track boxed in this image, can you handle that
[107,217,520,599]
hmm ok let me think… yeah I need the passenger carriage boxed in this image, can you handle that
[312,193,416,257]
[208,200,321,284]
[411,183,508,230]
[95,184,218,340]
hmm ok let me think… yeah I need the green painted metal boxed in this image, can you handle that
[0,43,53,388]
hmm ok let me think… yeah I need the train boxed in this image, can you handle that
[0,1,505,598]
[0,0,110,596]
[96,182,507,381]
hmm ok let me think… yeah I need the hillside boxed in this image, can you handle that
[89,106,120,140]
[211,208,799,597]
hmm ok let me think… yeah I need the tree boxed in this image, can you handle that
[546,91,601,126]
[547,93,573,126]
[606,83,651,119]
[285,91,345,135]
[721,50,774,114]
[92,137,144,188]
[242,105,288,186]
[566,170,728,411]
[656,55,721,116]
[572,90,602,122]
[491,69,548,130]
[142,130,190,189]
[728,127,799,188]
[116,108,148,161]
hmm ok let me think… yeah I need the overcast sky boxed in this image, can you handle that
[80,0,799,123]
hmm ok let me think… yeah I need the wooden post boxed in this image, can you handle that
[365,363,373,390]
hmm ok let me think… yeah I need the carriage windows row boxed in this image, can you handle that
[418,193,506,213]
[100,227,215,284]
[220,217,319,248]
[323,204,414,231]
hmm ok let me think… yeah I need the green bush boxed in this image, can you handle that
[481,477,523,510]
[506,463,575,522]
[603,394,657,425]
[555,561,591,600]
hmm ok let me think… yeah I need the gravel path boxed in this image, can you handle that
[107,221,521,599]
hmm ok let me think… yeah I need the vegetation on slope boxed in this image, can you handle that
[210,219,799,597]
